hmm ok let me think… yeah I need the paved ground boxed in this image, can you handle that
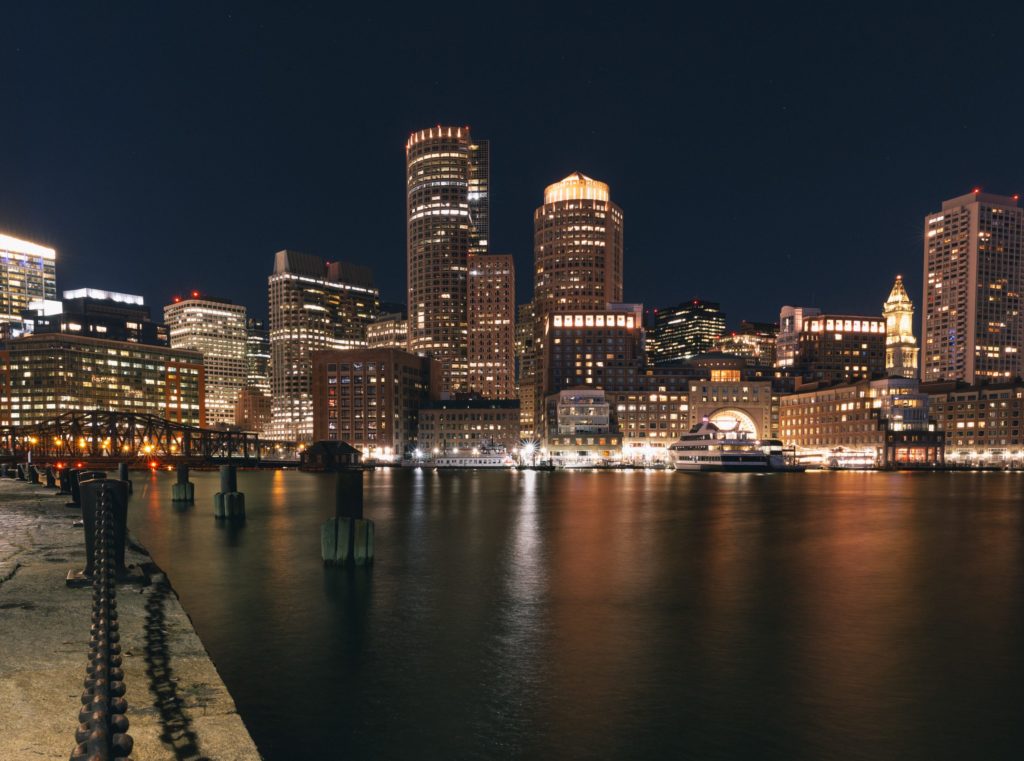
[0,477,262,760]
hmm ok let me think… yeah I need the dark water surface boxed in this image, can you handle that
[128,469,1024,760]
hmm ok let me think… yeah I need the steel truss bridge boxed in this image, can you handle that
[0,410,298,464]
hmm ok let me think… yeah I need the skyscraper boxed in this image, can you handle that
[923,191,1024,383]
[406,125,488,394]
[245,318,271,396]
[467,252,515,399]
[164,293,248,428]
[268,250,379,441]
[777,306,821,368]
[647,299,726,364]
[884,275,918,379]
[533,172,624,318]
[516,301,537,437]
[531,172,624,427]
[0,233,57,326]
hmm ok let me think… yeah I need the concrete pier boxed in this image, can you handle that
[0,479,262,760]
[213,464,246,520]
[171,464,194,503]
[321,468,374,566]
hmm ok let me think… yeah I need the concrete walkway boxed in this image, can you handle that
[0,478,262,760]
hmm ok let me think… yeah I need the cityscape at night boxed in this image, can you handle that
[3,5,1024,760]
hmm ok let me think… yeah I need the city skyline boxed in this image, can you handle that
[5,7,1024,327]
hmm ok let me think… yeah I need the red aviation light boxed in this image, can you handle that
[973,187,981,194]
[191,290,200,299]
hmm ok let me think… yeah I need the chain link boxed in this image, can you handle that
[70,482,134,760]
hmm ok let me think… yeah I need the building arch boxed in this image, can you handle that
[708,408,759,438]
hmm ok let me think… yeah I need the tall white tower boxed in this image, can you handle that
[884,275,918,379]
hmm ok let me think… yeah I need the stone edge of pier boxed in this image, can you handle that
[0,478,263,760]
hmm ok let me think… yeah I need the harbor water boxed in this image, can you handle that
[128,468,1024,760]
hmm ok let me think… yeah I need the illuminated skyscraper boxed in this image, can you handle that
[516,301,538,437]
[467,252,515,399]
[533,172,624,318]
[923,191,1024,383]
[406,125,488,394]
[0,233,57,326]
[268,250,380,441]
[647,299,726,363]
[245,318,271,396]
[164,294,248,428]
[531,172,624,426]
[884,275,918,379]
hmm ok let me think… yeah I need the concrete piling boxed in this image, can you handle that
[321,468,374,567]
[172,464,195,502]
[213,464,245,520]
[118,462,133,495]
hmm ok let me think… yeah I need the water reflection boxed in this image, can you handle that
[127,469,1024,760]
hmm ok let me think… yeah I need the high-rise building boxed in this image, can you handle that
[533,172,624,318]
[647,299,726,364]
[311,347,438,458]
[164,293,248,428]
[245,318,271,396]
[0,333,204,428]
[791,313,886,384]
[713,320,779,366]
[884,275,919,379]
[0,233,57,326]
[467,252,515,399]
[406,125,488,394]
[23,288,167,346]
[923,191,1024,384]
[516,301,538,437]
[468,139,490,255]
[268,250,379,441]
[777,306,821,368]
[532,172,624,427]
[367,312,409,350]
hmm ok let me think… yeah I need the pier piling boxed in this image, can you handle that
[213,464,245,519]
[172,464,195,503]
[321,467,374,567]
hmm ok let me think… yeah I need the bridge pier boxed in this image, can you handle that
[213,464,245,520]
[321,468,373,567]
[172,464,194,503]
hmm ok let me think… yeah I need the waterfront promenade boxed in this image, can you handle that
[0,478,261,760]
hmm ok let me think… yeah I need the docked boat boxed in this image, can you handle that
[433,444,515,469]
[669,420,770,472]
[760,438,808,472]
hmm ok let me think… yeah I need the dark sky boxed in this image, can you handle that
[3,4,1024,326]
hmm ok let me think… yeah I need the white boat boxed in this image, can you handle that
[669,420,770,472]
[433,445,515,469]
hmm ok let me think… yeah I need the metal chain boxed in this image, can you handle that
[70,483,134,760]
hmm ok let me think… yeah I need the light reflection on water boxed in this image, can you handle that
[128,469,1024,760]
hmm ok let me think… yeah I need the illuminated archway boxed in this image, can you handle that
[708,408,759,438]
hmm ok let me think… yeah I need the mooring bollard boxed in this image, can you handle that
[44,466,57,488]
[172,464,194,502]
[118,461,133,495]
[67,478,131,585]
[321,467,374,567]
[27,465,40,485]
[213,464,245,520]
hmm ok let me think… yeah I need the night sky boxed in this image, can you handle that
[4,5,1024,326]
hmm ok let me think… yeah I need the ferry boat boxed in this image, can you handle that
[433,445,515,469]
[669,420,770,472]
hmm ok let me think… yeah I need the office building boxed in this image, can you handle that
[416,398,520,455]
[245,318,271,396]
[791,313,886,384]
[310,347,438,459]
[164,294,248,428]
[779,377,943,467]
[0,333,204,428]
[884,275,919,379]
[713,320,778,366]
[922,379,1024,466]
[777,306,821,368]
[516,301,538,437]
[268,250,380,441]
[923,191,1024,384]
[23,288,168,346]
[0,233,57,327]
[543,389,622,465]
[648,300,726,364]
[609,390,690,460]
[406,125,488,394]
[467,252,515,399]
[234,386,272,434]
[367,312,409,350]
